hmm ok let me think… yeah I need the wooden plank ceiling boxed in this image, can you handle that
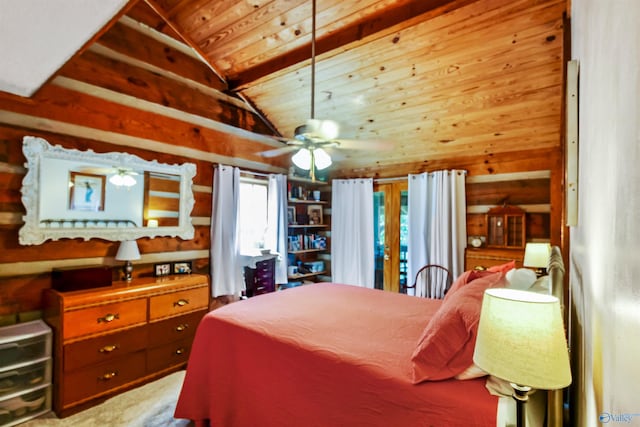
[114,0,567,177]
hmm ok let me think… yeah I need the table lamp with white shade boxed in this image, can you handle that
[523,242,552,277]
[473,288,571,427]
[115,240,140,282]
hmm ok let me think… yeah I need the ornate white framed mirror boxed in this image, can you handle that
[19,136,196,245]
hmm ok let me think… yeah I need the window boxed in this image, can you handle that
[238,178,268,255]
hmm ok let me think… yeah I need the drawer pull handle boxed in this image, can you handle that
[99,345,119,353]
[175,348,185,355]
[175,324,189,332]
[97,313,119,323]
[174,299,189,307]
[99,371,118,381]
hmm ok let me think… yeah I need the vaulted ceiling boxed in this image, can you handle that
[2,0,568,178]
[141,0,567,175]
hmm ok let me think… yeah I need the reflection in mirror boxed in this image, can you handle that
[19,136,196,245]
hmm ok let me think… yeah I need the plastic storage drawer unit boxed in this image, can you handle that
[0,320,52,426]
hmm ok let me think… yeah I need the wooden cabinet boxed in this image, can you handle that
[287,177,330,284]
[43,274,209,417]
[486,205,526,248]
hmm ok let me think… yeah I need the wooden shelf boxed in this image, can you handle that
[288,224,328,229]
[288,271,327,280]
[288,199,327,204]
[288,175,330,185]
[288,248,327,255]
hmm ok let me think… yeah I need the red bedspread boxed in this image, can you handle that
[175,283,498,427]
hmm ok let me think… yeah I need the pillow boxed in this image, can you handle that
[487,260,516,273]
[529,275,550,294]
[445,269,494,300]
[505,268,537,290]
[411,271,507,383]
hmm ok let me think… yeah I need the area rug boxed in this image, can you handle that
[22,370,190,427]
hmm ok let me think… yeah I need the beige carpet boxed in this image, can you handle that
[22,371,190,427]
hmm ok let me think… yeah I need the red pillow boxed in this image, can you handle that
[487,260,516,273]
[445,269,494,299]
[410,271,507,383]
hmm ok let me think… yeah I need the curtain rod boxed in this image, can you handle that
[374,170,468,183]
[373,176,407,183]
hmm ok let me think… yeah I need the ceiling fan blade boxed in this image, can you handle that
[259,145,299,158]
[334,139,393,151]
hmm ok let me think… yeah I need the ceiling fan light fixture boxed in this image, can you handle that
[109,172,137,187]
[319,120,339,140]
[314,147,332,170]
[292,148,312,170]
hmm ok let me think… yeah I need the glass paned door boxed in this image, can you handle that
[373,181,408,292]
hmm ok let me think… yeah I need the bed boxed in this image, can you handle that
[175,248,566,427]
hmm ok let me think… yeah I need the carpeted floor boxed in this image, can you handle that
[22,370,190,427]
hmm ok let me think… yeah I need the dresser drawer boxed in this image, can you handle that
[62,350,145,406]
[63,299,148,340]
[148,310,204,348]
[149,286,208,321]
[146,337,193,373]
[63,326,148,372]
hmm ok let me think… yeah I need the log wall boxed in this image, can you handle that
[0,1,566,321]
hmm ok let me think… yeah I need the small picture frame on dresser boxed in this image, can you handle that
[154,263,171,277]
[173,261,192,275]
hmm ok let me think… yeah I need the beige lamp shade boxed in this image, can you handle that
[115,240,141,261]
[473,288,571,390]
[523,243,551,268]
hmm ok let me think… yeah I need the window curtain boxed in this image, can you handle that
[407,170,467,297]
[331,178,374,288]
[265,174,288,284]
[210,165,243,297]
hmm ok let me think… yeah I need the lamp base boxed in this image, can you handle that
[533,267,547,277]
[123,261,133,282]
[510,383,533,427]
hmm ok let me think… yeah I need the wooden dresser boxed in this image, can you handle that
[42,274,209,417]
[464,247,524,271]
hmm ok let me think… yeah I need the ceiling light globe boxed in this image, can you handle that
[122,174,137,187]
[314,148,332,170]
[292,148,312,170]
[320,120,339,140]
[109,174,124,186]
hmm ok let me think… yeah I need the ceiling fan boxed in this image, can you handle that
[77,166,139,187]
[259,0,389,181]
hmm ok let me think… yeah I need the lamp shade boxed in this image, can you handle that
[473,288,571,390]
[313,148,332,170]
[292,148,312,170]
[523,243,551,268]
[109,173,137,187]
[115,240,140,261]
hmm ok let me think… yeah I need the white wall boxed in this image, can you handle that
[570,0,640,425]
[39,158,144,225]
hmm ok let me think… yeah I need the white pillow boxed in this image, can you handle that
[529,275,551,294]
[505,268,537,290]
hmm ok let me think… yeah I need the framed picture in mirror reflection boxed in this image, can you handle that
[69,172,105,212]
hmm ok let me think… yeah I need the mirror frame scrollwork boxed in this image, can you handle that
[19,136,196,245]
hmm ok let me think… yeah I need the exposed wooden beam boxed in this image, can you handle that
[227,0,478,89]
[143,0,228,86]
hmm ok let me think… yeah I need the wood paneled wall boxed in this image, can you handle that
[0,1,566,320]
[0,3,287,319]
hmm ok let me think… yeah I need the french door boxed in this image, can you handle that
[373,181,408,292]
